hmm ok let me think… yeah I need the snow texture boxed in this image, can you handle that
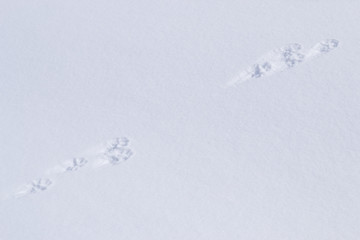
[0,1,359,240]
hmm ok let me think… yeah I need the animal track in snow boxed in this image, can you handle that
[45,157,89,175]
[227,39,339,86]
[250,62,272,78]
[106,137,130,148]
[305,39,339,59]
[227,43,305,85]
[64,158,88,172]
[7,137,134,199]
[280,43,305,67]
[14,178,53,198]
[105,147,133,165]
[92,137,134,168]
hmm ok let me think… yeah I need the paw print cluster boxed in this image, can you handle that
[228,39,339,86]
[103,137,133,165]
[281,43,304,68]
[12,137,133,199]
[314,39,339,53]
[250,62,272,78]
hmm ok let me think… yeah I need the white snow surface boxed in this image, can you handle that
[1,1,360,239]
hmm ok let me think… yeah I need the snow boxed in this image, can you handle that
[1,1,360,239]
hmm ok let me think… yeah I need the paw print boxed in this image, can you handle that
[15,178,53,197]
[281,44,304,67]
[29,178,52,193]
[315,39,339,53]
[250,62,272,78]
[65,158,88,172]
[103,137,133,165]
